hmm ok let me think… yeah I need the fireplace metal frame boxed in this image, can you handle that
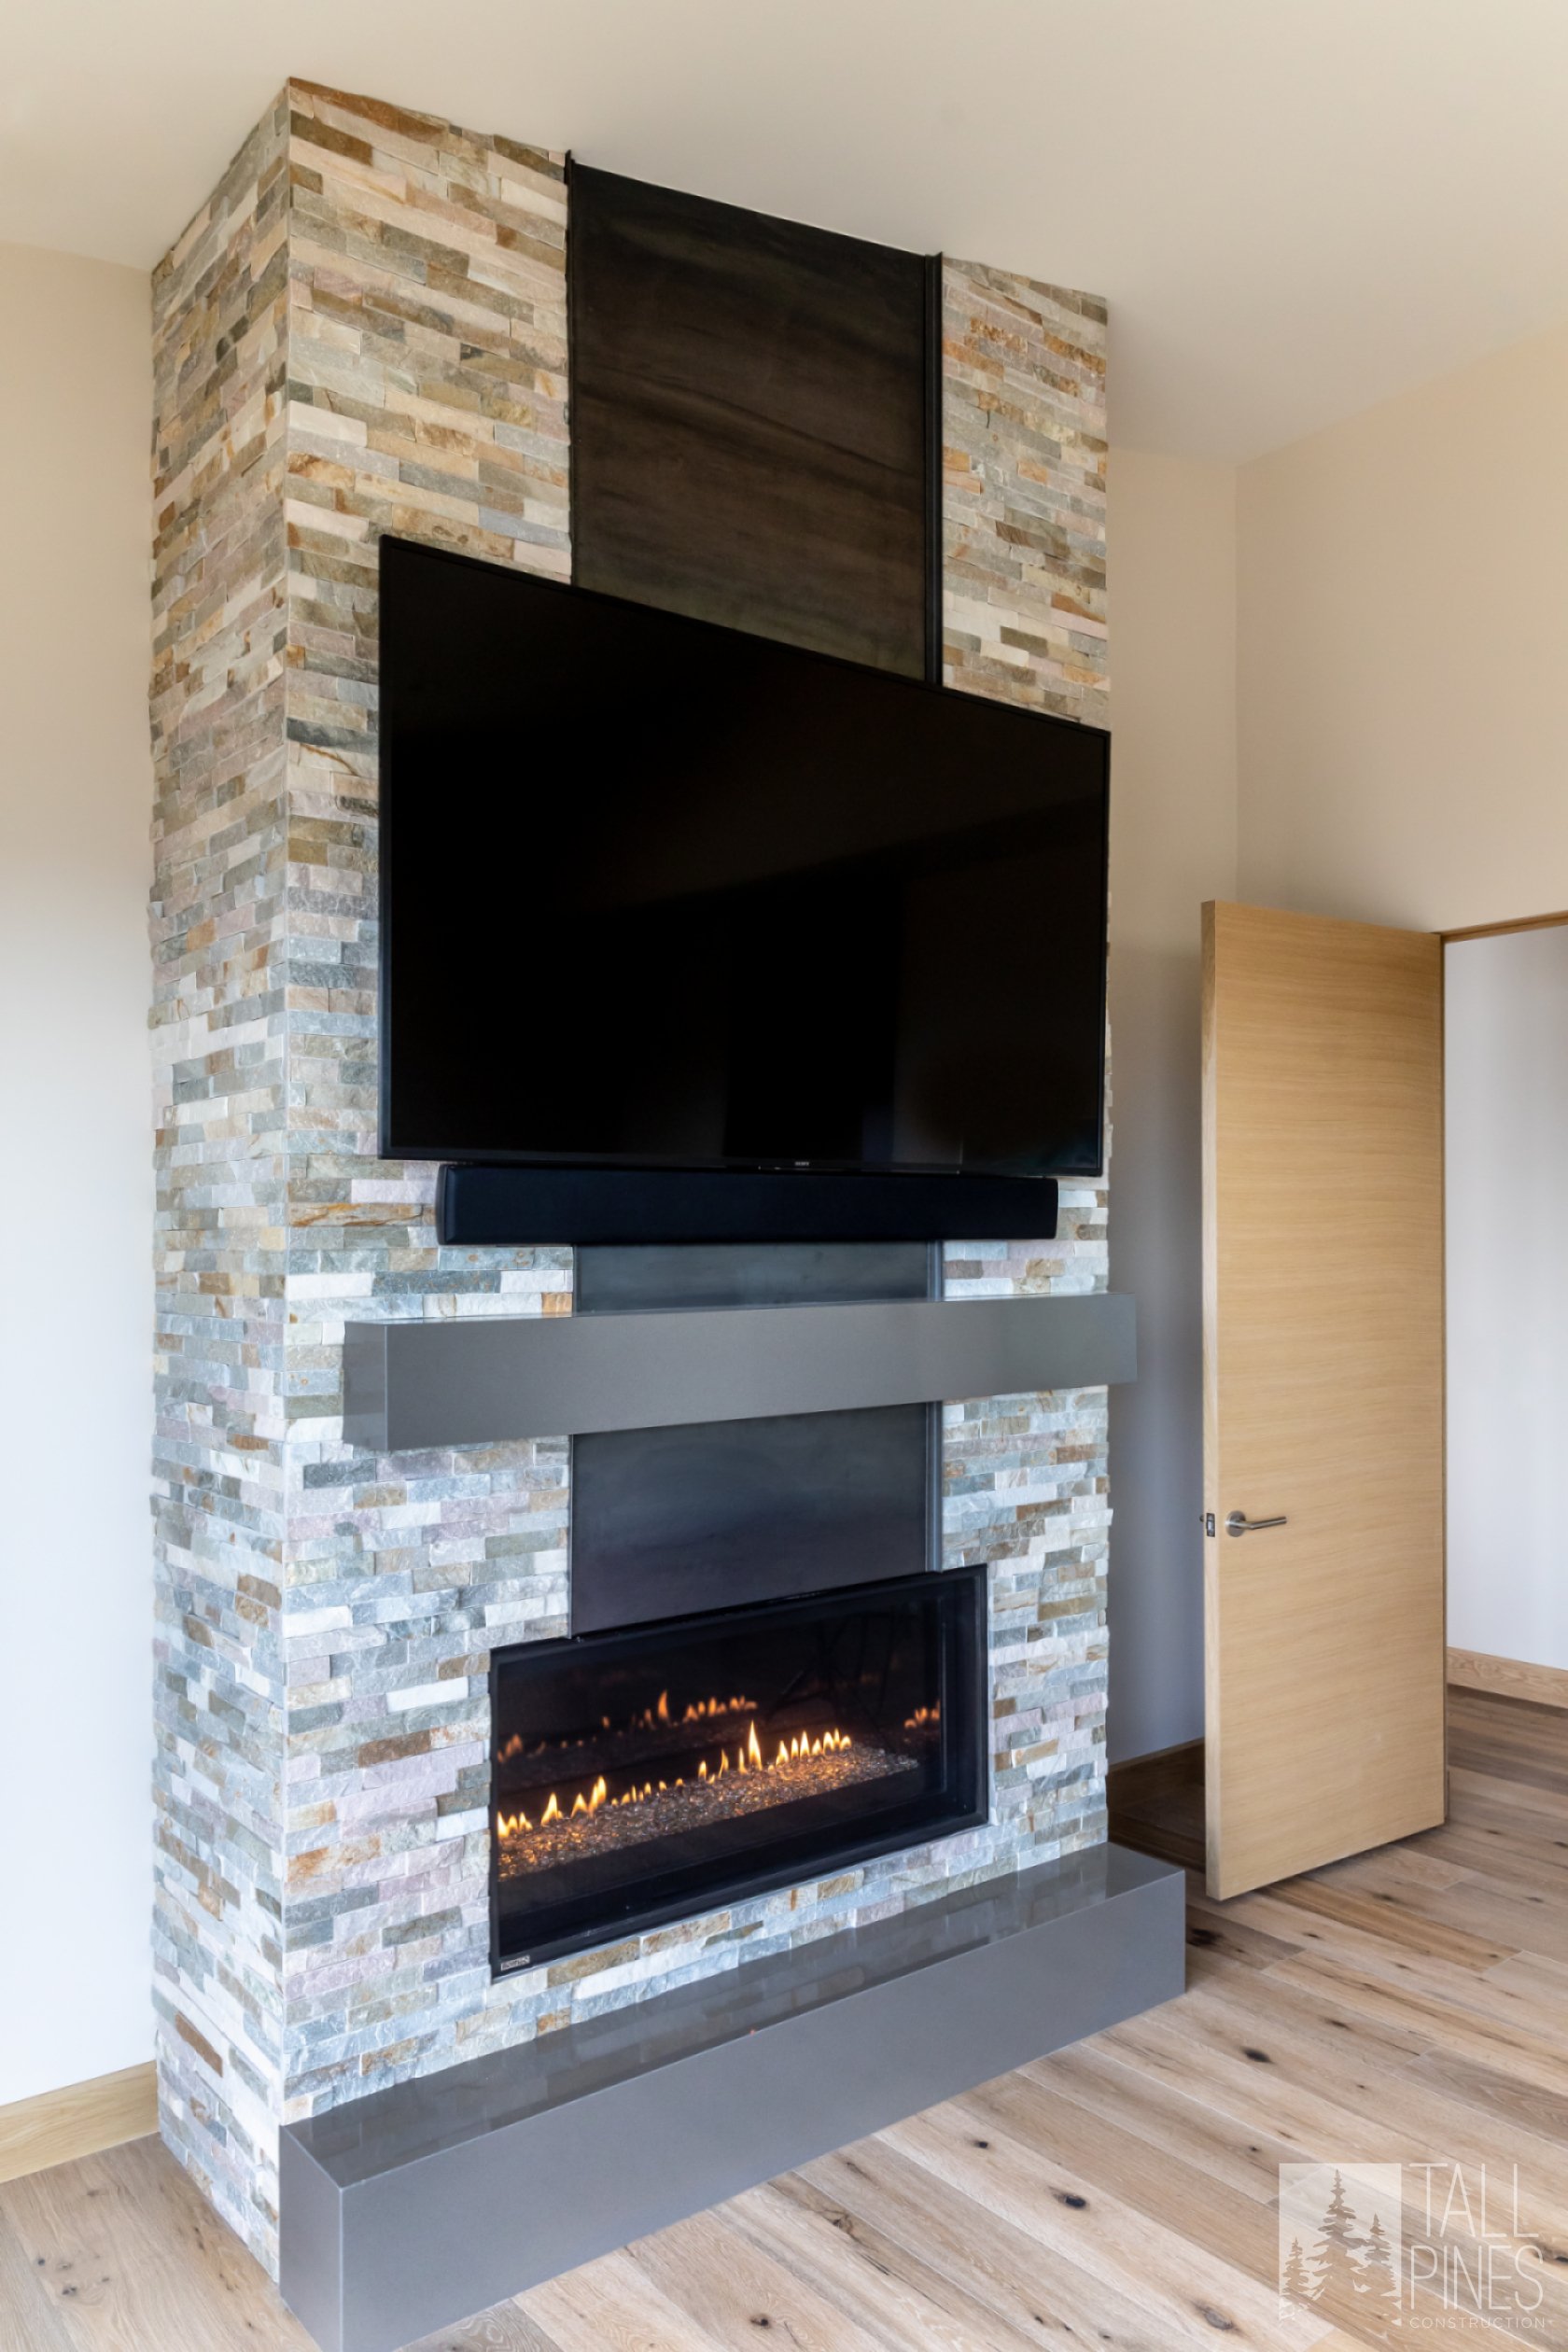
[487,1561,989,1975]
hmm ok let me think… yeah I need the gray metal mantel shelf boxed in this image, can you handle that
[343,1290,1137,1452]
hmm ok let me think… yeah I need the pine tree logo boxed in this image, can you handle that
[1280,2163,1403,2332]
[1281,2236,1312,2302]
[1361,2212,1400,2321]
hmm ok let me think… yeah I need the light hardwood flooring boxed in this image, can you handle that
[2,1686,1563,2351]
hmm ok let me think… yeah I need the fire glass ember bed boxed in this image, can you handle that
[490,1566,987,1970]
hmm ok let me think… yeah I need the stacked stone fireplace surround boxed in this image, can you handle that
[149,79,1112,2275]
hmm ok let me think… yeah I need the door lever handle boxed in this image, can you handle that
[1225,1510,1287,1537]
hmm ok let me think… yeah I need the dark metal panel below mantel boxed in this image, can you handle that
[343,1290,1136,1454]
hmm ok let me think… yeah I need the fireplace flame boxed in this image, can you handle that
[496,1717,855,1843]
[496,1690,759,1767]
[775,1729,852,1764]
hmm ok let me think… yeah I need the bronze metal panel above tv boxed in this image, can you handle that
[568,161,935,676]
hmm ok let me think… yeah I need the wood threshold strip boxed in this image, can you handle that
[0,2061,156,2187]
[1447,1645,1568,1711]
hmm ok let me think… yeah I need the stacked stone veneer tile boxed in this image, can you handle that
[943,260,1108,727]
[149,79,1110,2277]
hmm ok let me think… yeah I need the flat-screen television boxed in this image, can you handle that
[379,537,1110,1180]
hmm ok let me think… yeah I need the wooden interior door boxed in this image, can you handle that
[1203,901,1446,1898]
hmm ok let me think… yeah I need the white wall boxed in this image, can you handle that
[1235,322,1568,1718]
[1106,317,1568,1757]
[1238,320,1568,931]
[0,244,153,2106]
[1446,925,1568,1673]
[1104,449,1239,1759]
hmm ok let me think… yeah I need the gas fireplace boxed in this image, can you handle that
[490,1566,987,1969]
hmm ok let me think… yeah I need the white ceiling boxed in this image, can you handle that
[7,0,1568,459]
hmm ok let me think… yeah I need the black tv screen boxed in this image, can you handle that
[379,538,1110,1178]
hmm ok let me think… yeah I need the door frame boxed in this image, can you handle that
[1435,903,1568,1720]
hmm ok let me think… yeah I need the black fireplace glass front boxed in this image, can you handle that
[490,1566,987,1971]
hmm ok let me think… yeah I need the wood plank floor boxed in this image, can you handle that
[2,1687,1562,2351]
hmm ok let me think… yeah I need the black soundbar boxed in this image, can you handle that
[437,1163,1059,1247]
